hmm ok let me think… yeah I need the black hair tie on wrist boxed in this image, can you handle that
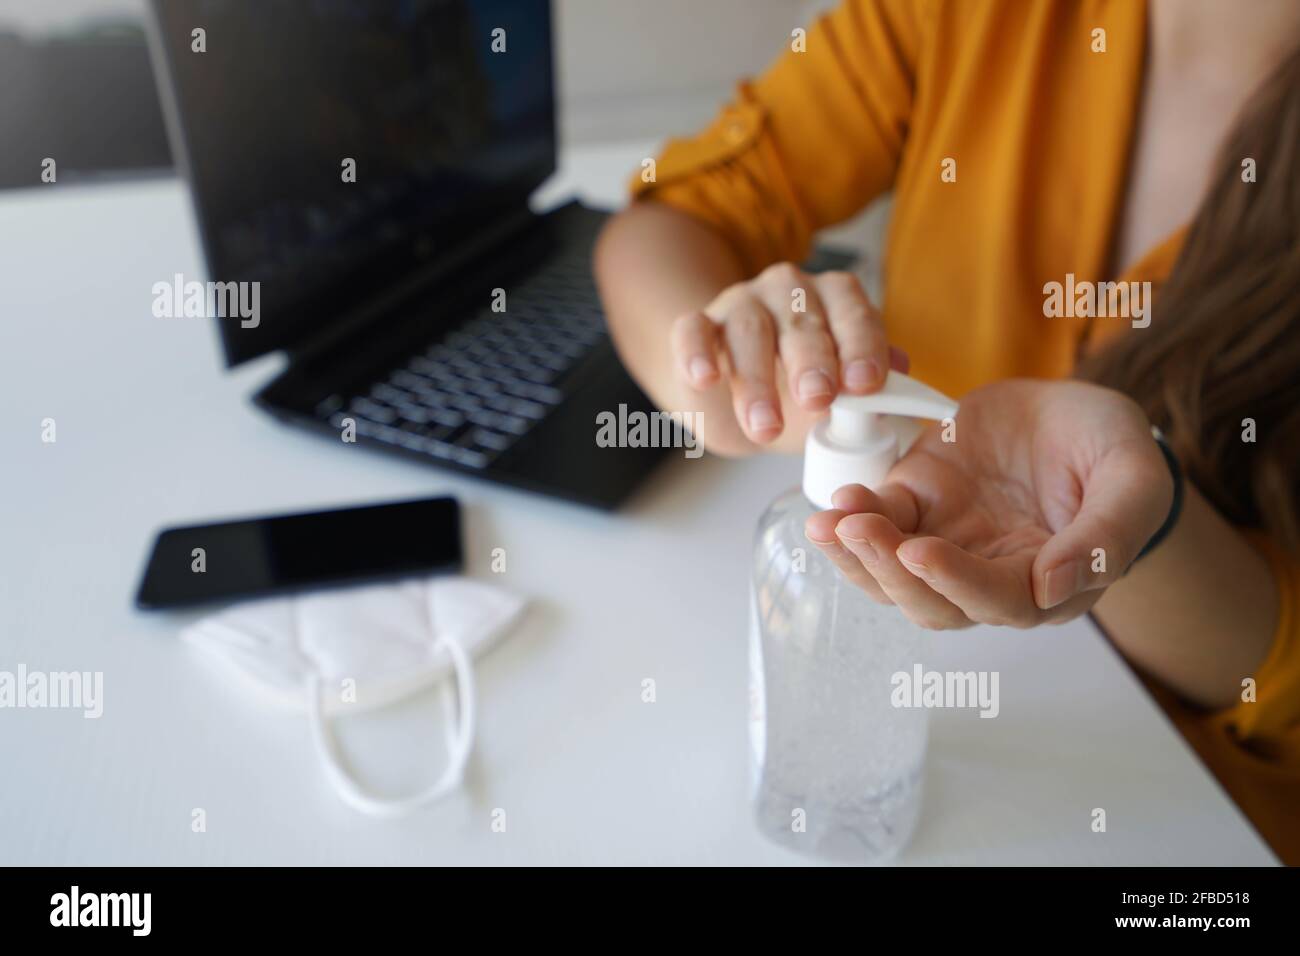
[1134,426,1185,564]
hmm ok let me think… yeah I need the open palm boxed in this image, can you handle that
[805,379,1174,629]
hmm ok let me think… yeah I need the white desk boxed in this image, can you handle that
[0,143,1275,865]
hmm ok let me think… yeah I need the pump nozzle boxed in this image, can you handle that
[803,371,958,509]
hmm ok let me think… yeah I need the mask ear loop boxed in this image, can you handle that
[304,584,476,818]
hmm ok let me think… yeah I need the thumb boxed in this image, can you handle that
[1032,440,1173,610]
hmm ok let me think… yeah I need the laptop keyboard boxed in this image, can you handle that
[319,252,608,470]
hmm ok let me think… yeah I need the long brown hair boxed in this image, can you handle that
[1080,46,1300,554]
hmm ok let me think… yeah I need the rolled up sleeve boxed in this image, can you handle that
[629,0,932,273]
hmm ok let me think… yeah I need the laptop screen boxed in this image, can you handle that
[149,0,556,367]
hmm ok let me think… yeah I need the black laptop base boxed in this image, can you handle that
[255,202,672,511]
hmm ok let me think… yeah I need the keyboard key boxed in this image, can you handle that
[496,414,530,435]
[442,393,482,411]
[470,428,512,452]
[509,398,547,420]
[532,353,572,374]
[463,378,501,397]
[394,403,431,425]
[370,383,412,404]
[390,370,429,390]
[466,408,504,430]
[356,420,401,443]
[425,407,466,428]
[515,383,563,404]
[476,363,519,386]
[452,447,490,469]
[423,439,458,460]
[517,366,560,386]
[351,398,397,424]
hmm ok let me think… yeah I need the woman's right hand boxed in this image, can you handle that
[669,263,898,446]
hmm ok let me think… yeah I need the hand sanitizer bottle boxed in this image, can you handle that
[749,371,959,861]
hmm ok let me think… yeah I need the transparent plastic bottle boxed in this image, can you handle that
[748,372,958,862]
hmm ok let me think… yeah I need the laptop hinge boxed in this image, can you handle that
[288,201,542,367]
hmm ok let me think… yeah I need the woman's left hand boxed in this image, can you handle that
[805,379,1175,629]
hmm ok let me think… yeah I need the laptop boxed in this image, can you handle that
[145,0,669,509]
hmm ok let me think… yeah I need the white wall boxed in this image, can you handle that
[556,0,828,142]
[0,0,830,144]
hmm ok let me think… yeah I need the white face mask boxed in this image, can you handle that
[183,577,525,818]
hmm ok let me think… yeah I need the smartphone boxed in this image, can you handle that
[135,496,462,609]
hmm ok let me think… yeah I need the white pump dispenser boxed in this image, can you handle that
[748,370,959,862]
[803,371,959,508]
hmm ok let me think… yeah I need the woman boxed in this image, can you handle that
[594,0,1300,860]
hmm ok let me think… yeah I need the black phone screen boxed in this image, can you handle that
[135,496,461,609]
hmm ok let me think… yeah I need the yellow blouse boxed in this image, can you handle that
[630,0,1300,861]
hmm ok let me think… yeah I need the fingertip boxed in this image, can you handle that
[895,537,930,566]
[793,367,837,410]
[1037,560,1085,610]
[896,537,948,586]
[835,510,895,543]
[744,399,783,443]
[686,355,718,389]
[830,484,866,510]
[805,508,847,545]
[842,358,883,395]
